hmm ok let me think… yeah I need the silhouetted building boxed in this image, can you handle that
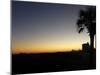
[82,42,90,52]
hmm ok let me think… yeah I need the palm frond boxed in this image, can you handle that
[79,10,86,18]
[76,19,83,28]
[78,27,84,33]
[76,6,96,35]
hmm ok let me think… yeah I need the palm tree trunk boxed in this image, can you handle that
[89,34,94,67]
[90,35,94,50]
[95,35,96,48]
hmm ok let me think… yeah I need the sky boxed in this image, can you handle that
[12,1,93,54]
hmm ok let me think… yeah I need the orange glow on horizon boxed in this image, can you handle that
[12,49,81,54]
[12,44,82,54]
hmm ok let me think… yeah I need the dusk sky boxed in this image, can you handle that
[12,1,92,54]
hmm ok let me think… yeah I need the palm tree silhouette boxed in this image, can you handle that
[76,6,96,50]
[76,6,96,67]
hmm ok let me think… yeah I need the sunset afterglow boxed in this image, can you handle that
[12,1,90,54]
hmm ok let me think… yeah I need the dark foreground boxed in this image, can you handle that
[12,50,96,75]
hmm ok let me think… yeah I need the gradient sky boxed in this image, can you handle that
[12,1,93,54]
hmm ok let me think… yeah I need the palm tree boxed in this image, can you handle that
[76,6,96,50]
[76,6,96,67]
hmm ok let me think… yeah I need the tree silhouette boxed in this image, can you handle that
[76,6,96,67]
[76,6,96,50]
